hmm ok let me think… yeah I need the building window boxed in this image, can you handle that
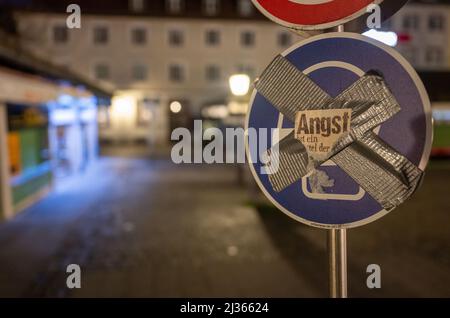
[429,14,445,31]
[53,25,68,44]
[402,47,418,66]
[238,0,253,17]
[204,0,220,16]
[205,65,221,82]
[132,64,148,81]
[93,26,109,45]
[168,29,184,47]
[94,63,110,80]
[403,15,420,31]
[205,29,221,46]
[169,64,185,83]
[278,31,292,47]
[167,0,183,14]
[129,0,145,12]
[425,47,444,65]
[241,31,255,47]
[131,28,147,45]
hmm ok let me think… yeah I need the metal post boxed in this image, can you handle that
[328,229,348,298]
[324,23,348,299]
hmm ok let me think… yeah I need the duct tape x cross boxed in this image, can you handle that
[255,55,424,211]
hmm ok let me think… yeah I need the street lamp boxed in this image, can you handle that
[170,101,182,114]
[228,74,251,185]
[229,74,250,97]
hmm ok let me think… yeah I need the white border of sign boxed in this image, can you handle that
[245,32,433,229]
[251,0,384,31]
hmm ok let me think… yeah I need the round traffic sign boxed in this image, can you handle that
[251,0,405,30]
[245,33,432,229]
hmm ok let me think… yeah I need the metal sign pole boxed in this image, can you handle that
[328,24,348,299]
[250,1,431,302]
[328,229,348,298]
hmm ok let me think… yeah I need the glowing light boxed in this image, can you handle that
[170,101,182,114]
[363,29,398,47]
[50,109,77,125]
[80,108,97,122]
[79,96,97,108]
[229,74,250,96]
[112,95,136,117]
[57,94,75,107]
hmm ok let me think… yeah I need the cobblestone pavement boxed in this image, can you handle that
[0,153,449,298]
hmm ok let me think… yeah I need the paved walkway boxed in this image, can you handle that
[0,155,449,297]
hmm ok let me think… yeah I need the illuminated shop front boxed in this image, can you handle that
[0,66,110,220]
[48,94,99,182]
[7,103,51,212]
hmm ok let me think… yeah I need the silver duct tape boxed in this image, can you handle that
[259,56,402,191]
[255,55,401,127]
[256,55,423,209]
[332,74,401,139]
[326,75,401,136]
[257,55,401,159]
[264,132,311,192]
[333,132,423,211]
[255,55,330,122]
[267,129,424,209]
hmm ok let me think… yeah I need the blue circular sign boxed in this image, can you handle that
[246,33,432,229]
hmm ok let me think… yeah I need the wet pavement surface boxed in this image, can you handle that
[0,152,449,298]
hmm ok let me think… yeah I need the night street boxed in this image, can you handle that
[0,149,448,298]
[1,0,450,309]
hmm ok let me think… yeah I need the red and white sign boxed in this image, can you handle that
[252,0,383,30]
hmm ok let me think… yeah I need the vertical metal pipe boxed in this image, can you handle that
[326,23,347,299]
[328,229,348,298]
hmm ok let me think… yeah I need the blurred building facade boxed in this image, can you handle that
[393,0,450,71]
[0,29,111,220]
[6,0,450,148]
[11,0,301,146]
[391,0,450,157]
